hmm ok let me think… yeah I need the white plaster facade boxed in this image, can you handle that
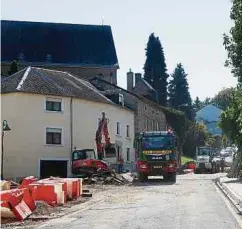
[1,92,135,181]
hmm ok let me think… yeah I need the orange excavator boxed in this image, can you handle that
[71,112,116,177]
[95,112,116,160]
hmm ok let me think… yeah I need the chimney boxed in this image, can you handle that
[127,69,134,91]
[135,73,142,86]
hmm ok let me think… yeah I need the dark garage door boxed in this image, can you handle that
[40,160,68,179]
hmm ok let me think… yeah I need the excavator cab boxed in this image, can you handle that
[72,149,96,161]
[72,149,108,177]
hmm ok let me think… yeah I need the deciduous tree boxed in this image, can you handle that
[220,0,242,177]
[223,0,242,84]
[211,87,236,111]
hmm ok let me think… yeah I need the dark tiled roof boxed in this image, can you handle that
[89,77,183,115]
[141,79,156,91]
[1,67,114,105]
[1,20,119,68]
[90,77,145,99]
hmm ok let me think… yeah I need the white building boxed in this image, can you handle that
[1,67,135,181]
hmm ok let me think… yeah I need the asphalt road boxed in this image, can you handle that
[39,174,242,229]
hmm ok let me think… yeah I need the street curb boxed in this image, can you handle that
[215,178,242,215]
[221,181,242,207]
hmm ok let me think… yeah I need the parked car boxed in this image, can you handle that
[219,147,236,167]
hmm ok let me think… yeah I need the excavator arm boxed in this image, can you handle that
[95,112,115,159]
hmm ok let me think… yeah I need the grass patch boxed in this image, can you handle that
[181,156,195,165]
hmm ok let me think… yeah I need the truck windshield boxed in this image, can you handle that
[142,135,174,150]
[198,148,211,156]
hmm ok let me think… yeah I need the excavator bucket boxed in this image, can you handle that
[105,144,116,158]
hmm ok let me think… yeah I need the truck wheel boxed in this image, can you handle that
[138,173,148,182]
[216,164,220,173]
[212,163,216,174]
[164,173,176,183]
[163,174,169,181]
[195,168,201,174]
[169,173,176,183]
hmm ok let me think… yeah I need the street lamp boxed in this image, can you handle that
[1,120,11,180]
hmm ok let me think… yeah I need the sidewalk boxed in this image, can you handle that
[217,176,242,213]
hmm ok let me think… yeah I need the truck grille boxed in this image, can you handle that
[147,162,166,174]
[199,163,205,169]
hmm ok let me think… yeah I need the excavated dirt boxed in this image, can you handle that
[1,188,95,228]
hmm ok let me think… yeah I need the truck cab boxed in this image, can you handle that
[135,131,177,183]
[195,146,220,173]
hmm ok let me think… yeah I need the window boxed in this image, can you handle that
[46,98,62,112]
[110,72,114,84]
[152,120,156,130]
[145,117,148,131]
[118,94,124,106]
[156,122,159,131]
[46,128,62,145]
[73,151,80,160]
[148,119,151,131]
[46,54,52,62]
[126,148,130,162]
[142,135,174,150]
[73,149,95,160]
[126,125,130,137]
[198,147,212,156]
[116,122,121,135]
[117,145,121,158]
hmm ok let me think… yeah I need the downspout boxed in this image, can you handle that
[70,97,73,175]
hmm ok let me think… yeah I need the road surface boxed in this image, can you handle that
[39,174,242,229]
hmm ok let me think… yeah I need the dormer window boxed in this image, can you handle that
[46,54,52,63]
[18,52,24,61]
[118,94,124,106]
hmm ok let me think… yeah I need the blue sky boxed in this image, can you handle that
[1,0,237,100]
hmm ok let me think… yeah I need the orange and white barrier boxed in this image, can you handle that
[183,169,194,174]
[37,177,83,200]
[29,183,66,206]
[20,176,39,187]
[0,177,84,221]
[0,188,35,221]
